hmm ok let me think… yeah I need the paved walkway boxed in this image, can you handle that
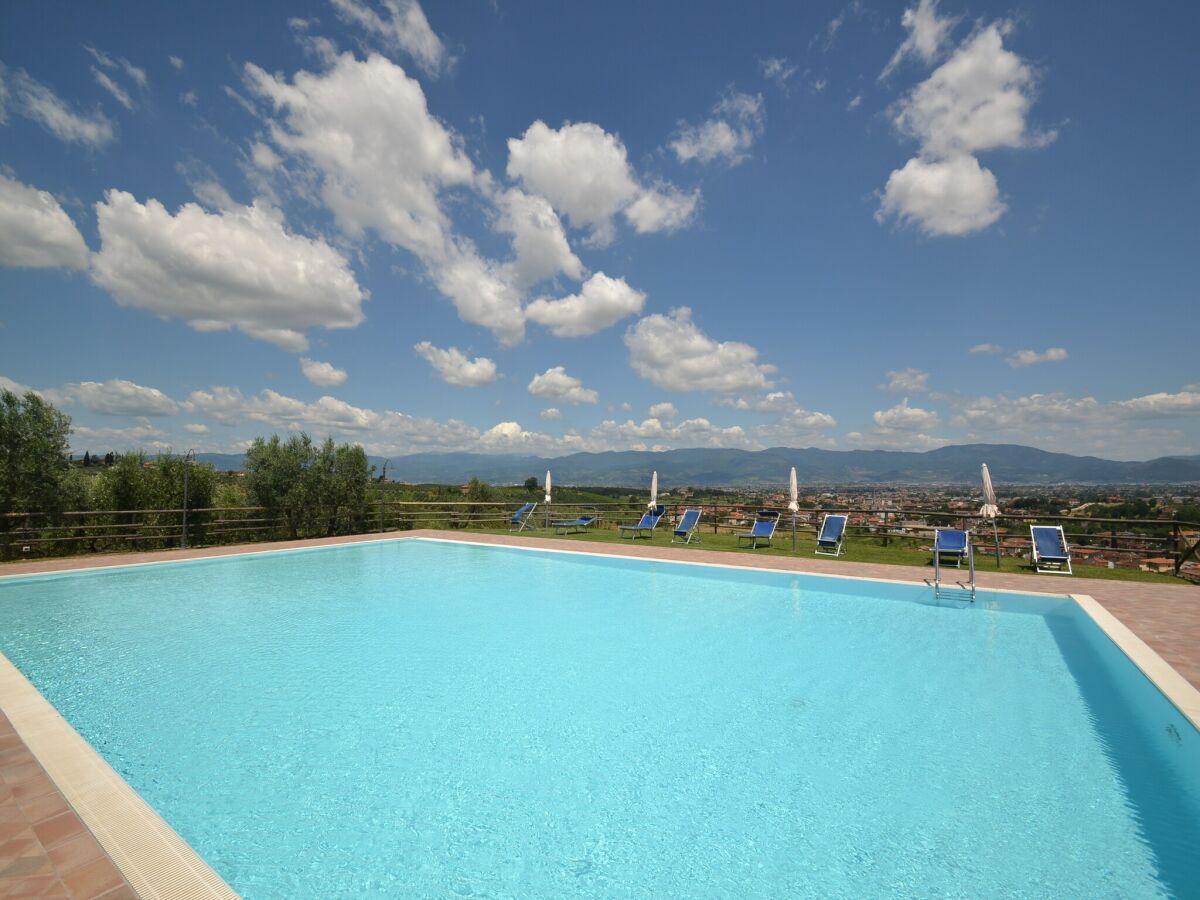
[0,712,133,899]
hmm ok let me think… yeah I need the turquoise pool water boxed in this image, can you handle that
[1,539,1197,898]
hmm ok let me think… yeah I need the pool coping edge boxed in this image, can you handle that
[1070,593,1200,731]
[0,652,239,900]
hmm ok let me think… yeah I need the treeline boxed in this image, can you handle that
[0,388,372,556]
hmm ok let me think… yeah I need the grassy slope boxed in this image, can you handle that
[465,522,1182,585]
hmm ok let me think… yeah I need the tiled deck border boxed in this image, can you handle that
[1,528,1198,899]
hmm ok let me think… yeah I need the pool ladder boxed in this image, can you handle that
[933,541,976,602]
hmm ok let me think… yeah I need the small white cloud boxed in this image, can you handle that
[539,407,562,421]
[250,141,281,171]
[880,367,929,393]
[873,397,939,431]
[624,307,776,394]
[877,154,1005,236]
[715,390,798,413]
[526,272,646,338]
[169,56,185,71]
[184,422,208,434]
[0,172,90,270]
[880,0,958,79]
[91,68,134,110]
[300,357,348,387]
[671,91,765,167]
[414,342,498,387]
[648,402,678,419]
[179,90,198,107]
[8,69,115,146]
[847,94,863,110]
[759,57,797,89]
[969,342,1002,354]
[329,0,451,77]
[83,46,147,88]
[622,182,700,235]
[1007,347,1068,368]
[527,366,598,405]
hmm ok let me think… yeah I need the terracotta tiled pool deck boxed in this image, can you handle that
[0,711,134,899]
[1,529,1198,898]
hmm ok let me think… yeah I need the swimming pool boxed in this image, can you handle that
[1,538,1197,897]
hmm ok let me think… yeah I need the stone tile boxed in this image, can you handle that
[58,858,124,900]
[0,873,68,897]
[9,779,54,808]
[29,814,84,853]
[43,833,103,877]
[0,766,41,789]
[91,887,138,900]
[13,795,66,829]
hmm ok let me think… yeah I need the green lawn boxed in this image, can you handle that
[465,522,1185,585]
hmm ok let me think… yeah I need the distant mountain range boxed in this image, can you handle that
[191,443,1200,486]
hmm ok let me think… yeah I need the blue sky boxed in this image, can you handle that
[1,0,1197,461]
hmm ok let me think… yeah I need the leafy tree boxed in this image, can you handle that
[524,476,539,493]
[466,478,493,502]
[245,434,315,539]
[308,438,369,536]
[83,450,91,466]
[0,389,73,527]
[244,434,371,538]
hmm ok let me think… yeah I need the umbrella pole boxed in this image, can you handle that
[792,511,796,552]
[993,519,1001,568]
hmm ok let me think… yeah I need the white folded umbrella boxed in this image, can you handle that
[648,470,658,510]
[544,470,552,504]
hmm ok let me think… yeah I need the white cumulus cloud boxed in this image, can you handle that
[495,187,583,288]
[878,22,1053,236]
[507,119,697,245]
[873,397,939,431]
[300,357,348,386]
[52,379,178,416]
[880,367,930,393]
[414,341,498,387]
[880,0,958,79]
[526,272,646,338]
[245,53,530,343]
[527,366,599,405]
[648,402,677,419]
[91,190,366,351]
[0,172,90,270]
[1007,347,1068,368]
[329,0,450,77]
[624,307,776,394]
[878,154,1004,236]
[671,90,765,167]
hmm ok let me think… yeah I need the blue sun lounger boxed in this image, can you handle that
[815,513,848,557]
[553,514,595,535]
[509,501,537,532]
[1031,525,1072,575]
[736,510,779,549]
[671,508,702,544]
[619,505,665,540]
[933,528,970,568]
